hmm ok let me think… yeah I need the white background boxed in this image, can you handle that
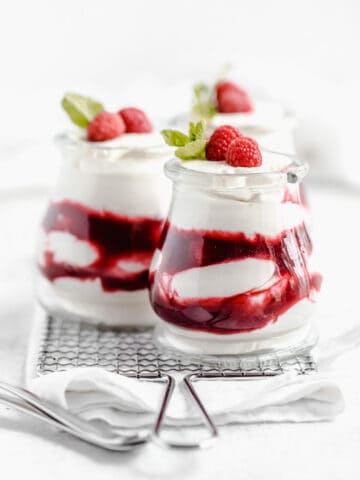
[0,1,359,134]
[1,0,360,183]
[1,1,360,479]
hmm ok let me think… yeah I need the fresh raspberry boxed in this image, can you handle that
[225,137,262,167]
[216,81,254,113]
[205,125,242,161]
[87,112,125,141]
[118,107,153,133]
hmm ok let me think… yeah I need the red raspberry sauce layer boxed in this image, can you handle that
[149,222,322,334]
[40,200,162,292]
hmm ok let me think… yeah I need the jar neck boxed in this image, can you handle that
[54,131,172,176]
[165,158,307,194]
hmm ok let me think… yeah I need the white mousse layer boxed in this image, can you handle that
[117,260,147,273]
[172,259,275,299]
[46,231,98,266]
[182,151,292,175]
[38,277,158,327]
[210,101,286,131]
[54,132,172,218]
[170,189,304,237]
[53,277,143,302]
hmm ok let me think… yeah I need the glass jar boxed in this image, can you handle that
[149,156,322,356]
[37,132,172,326]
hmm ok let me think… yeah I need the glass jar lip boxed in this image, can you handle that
[164,152,308,188]
[54,130,171,153]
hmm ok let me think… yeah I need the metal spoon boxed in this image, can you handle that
[0,382,148,451]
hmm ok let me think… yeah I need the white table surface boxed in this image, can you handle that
[1,156,360,479]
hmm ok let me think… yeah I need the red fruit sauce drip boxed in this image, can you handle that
[40,201,162,292]
[283,184,309,208]
[149,222,322,335]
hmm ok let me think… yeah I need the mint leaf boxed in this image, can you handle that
[189,120,206,142]
[161,122,207,160]
[62,93,104,128]
[175,139,206,161]
[192,83,217,120]
[161,129,189,147]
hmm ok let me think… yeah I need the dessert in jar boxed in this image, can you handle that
[191,78,296,155]
[150,123,322,355]
[37,93,172,326]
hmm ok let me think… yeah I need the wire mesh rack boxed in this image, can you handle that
[37,316,316,377]
[36,315,317,449]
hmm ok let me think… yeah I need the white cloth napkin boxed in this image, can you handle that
[28,367,344,427]
[26,324,360,428]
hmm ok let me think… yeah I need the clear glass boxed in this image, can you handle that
[150,157,322,356]
[36,132,172,326]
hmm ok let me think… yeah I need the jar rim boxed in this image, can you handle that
[54,131,171,154]
[164,154,308,189]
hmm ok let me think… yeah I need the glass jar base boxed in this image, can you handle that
[154,321,318,362]
[37,277,157,328]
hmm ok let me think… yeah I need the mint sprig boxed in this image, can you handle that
[62,93,104,128]
[175,139,206,160]
[191,66,234,120]
[191,83,217,120]
[161,121,207,161]
[161,129,189,147]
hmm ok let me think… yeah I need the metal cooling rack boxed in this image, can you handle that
[36,316,317,449]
